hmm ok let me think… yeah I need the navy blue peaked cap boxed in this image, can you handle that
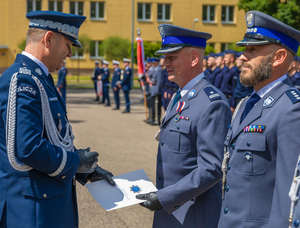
[156,24,212,54]
[216,52,225,57]
[209,53,217,58]
[224,50,237,55]
[26,11,86,48]
[237,11,300,55]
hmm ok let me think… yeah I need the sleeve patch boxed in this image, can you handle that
[17,85,37,96]
[286,89,300,104]
[204,87,221,101]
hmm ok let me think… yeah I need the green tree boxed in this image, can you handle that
[18,39,26,52]
[228,42,245,52]
[238,0,300,30]
[129,41,161,63]
[205,45,216,55]
[103,36,131,61]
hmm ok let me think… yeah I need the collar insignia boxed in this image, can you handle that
[263,96,275,107]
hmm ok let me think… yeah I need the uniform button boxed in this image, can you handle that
[224,208,228,214]
[247,141,251,147]
[57,113,61,117]
[160,141,164,146]
[43,194,47,198]
[175,206,179,209]
[177,126,180,130]
[159,159,162,164]
[61,176,66,179]
[231,143,235,149]
[225,186,230,192]
[294,220,300,227]
[158,176,162,181]
[227,164,231,170]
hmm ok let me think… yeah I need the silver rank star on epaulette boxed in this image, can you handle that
[204,87,221,102]
[19,67,31,75]
[35,68,42,75]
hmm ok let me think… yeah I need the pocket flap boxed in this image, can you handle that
[22,177,64,199]
[236,134,266,152]
[169,121,191,134]
[49,99,66,119]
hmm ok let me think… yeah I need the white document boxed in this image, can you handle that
[86,169,157,211]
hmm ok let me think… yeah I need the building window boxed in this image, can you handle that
[49,1,63,12]
[222,6,234,23]
[70,1,84,16]
[202,5,215,23]
[91,2,105,19]
[90,41,104,58]
[71,47,84,58]
[207,43,215,49]
[221,43,229,51]
[138,3,151,21]
[27,0,42,13]
[157,4,171,21]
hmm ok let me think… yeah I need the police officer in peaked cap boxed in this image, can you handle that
[0,11,115,228]
[135,24,232,228]
[218,11,300,228]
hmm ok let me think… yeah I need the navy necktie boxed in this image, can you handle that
[241,93,261,122]
[171,91,181,109]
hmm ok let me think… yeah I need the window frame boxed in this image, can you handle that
[27,0,42,13]
[157,3,171,22]
[70,47,85,59]
[70,1,84,16]
[221,43,229,52]
[202,5,216,23]
[90,2,105,20]
[137,3,152,22]
[221,5,235,24]
[48,1,63,12]
[89,41,104,59]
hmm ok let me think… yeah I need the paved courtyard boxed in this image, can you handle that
[66,88,161,228]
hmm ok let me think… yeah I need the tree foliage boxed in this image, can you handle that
[103,36,131,61]
[129,41,161,63]
[18,39,26,52]
[238,0,300,30]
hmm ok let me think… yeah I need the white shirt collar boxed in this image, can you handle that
[22,51,49,76]
[256,74,287,98]
[180,72,205,97]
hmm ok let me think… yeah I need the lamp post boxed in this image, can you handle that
[193,18,199,30]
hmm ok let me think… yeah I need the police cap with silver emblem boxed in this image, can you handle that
[237,11,300,55]
[102,60,109,65]
[156,24,212,54]
[26,11,86,48]
[113,60,120,65]
[123,58,131,63]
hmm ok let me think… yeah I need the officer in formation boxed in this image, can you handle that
[203,55,208,73]
[206,53,220,84]
[233,52,253,105]
[287,56,300,90]
[136,24,232,228]
[101,60,110,106]
[111,60,121,110]
[0,11,115,228]
[57,60,67,101]
[148,57,163,125]
[91,60,102,101]
[118,58,132,113]
[218,11,300,228]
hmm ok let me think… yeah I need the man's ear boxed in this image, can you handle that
[44,31,54,49]
[191,50,199,67]
[273,48,287,67]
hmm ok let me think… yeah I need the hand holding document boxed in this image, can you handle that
[86,169,157,211]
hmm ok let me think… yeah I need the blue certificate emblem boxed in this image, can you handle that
[130,185,141,193]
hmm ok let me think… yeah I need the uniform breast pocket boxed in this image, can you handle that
[166,121,191,153]
[232,134,267,175]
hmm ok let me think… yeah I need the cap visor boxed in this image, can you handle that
[236,37,271,46]
[155,46,184,55]
[63,34,83,48]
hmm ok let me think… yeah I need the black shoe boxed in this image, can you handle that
[150,121,159,125]
[105,104,111,107]
[122,110,130,113]
[112,107,120,110]
[144,119,153,124]
[94,98,99,101]
[99,102,105,104]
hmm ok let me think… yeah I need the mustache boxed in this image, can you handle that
[242,62,252,69]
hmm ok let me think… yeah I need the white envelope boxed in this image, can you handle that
[86,169,157,211]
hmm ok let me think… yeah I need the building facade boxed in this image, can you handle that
[0,0,246,72]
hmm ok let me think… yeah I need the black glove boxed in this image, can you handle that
[86,166,116,185]
[136,192,162,211]
[76,147,99,173]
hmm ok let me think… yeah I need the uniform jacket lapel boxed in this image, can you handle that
[161,76,210,126]
[232,78,293,140]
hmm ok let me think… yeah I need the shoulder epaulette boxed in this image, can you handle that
[204,87,221,101]
[286,89,300,104]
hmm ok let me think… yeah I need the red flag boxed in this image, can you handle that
[136,37,145,76]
